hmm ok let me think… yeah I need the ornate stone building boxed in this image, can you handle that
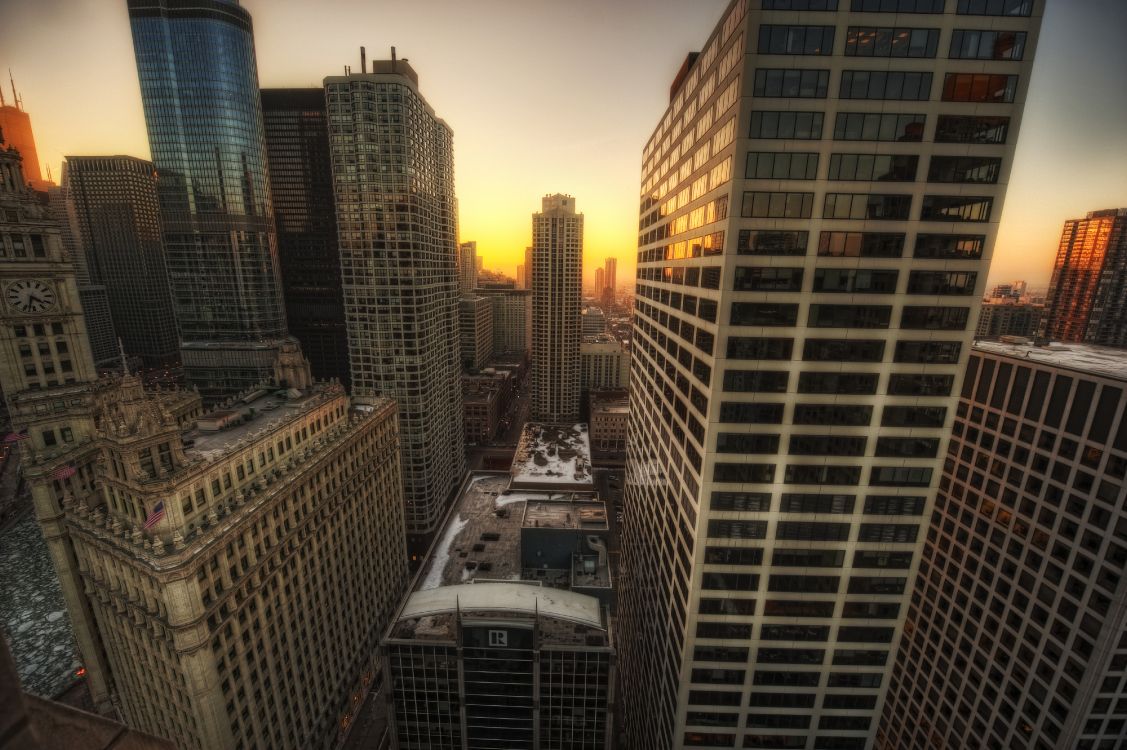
[1,143,410,749]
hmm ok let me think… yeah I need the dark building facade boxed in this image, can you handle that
[127,0,294,399]
[1040,208,1127,346]
[261,88,349,386]
[880,342,1127,749]
[63,156,180,369]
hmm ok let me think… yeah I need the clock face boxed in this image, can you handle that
[6,279,57,314]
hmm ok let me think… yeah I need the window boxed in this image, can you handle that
[774,549,846,567]
[797,372,879,394]
[852,552,913,570]
[869,466,933,487]
[823,193,911,220]
[957,0,1033,16]
[714,464,776,484]
[828,673,882,689]
[844,27,940,57]
[818,232,904,258]
[764,600,836,618]
[950,29,1026,59]
[935,115,1010,144]
[717,433,781,454]
[777,520,853,540]
[734,267,804,291]
[914,233,985,259]
[928,155,1002,184]
[941,73,1018,102]
[707,518,768,540]
[840,70,932,100]
[750,111,824,139]
[746,152,819,180]
[731,303,799,326]
[727,338,794,360]
[763,0,838,8]
[802,339,885,362]
[784,465,862,486]
[723,370,790,393]
[759,25,836,55]
[828,153,917,181]
[738,230,809,256]
[900,306,970,330]
[857,524,919,543]
[790,435,867,456]
[696,622,754,640]
[887,374,953,395]
[893,340,961,363]
[851,0,945,10]
[720,402,785,423]
[793,405,872,427]
[808,304,891,328]
[742,191,815,218]
[882,405,946,427]
[907,270,978,295]
[711,491,772,511]
[753,69,830,98]
[705,547,765,566]
[769,575,841,593]
[875,437,939,457]
[834,112,925,141]
[812,269,898,293]
[702,573,761,591]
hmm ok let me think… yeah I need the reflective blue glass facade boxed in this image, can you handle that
[128,0,290,398]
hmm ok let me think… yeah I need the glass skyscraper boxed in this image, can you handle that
[127,0,292,399]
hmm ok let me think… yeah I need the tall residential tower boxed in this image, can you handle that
[325,55,465,555]
[618,2,1042,747]
[531,194,583,423]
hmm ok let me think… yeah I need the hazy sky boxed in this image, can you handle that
[1,0,1124,287]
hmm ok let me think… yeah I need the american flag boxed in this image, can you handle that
[50,464,77,481]
[143,501,165,530]
[2,429,29,443]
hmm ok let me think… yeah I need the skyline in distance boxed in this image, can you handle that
[1,0,1125,287]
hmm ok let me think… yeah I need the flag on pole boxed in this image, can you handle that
[143,501,165,530]
[50,464,77,481]
[2,429,29,443]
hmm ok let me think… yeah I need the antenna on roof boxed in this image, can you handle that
[391,46,397,73]
[360,46,366,74]
[8,69,19,110]
[118,338,130,377]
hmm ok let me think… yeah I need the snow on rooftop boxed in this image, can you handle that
[510,423,593,488]
[974,341,1127,382]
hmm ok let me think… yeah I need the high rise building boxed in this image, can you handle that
[603,256,617,306]
[976,298,1043,339]
[595,267,606,299]
[0,77,50,190]
[880,341,1127,750]
[458,295,494,370]
[580,334,630,391]
[1040,209,1127,346]
[618,2,1042,747]
[261,88,350,387]
[522,246,533,289]
[127,0,295,399]
[62,156,180,369]
[531,194,583,423]
[476,286,532,357]
[325,55,465,555]
[581,304,607,336]
[43,184,119,369]
[459,241,478,294]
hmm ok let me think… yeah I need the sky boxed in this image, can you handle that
[1,0,1124,289]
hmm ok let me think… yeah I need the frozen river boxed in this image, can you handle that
[0,514,79,697]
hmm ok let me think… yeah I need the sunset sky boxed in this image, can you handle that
[2,0,1124,289]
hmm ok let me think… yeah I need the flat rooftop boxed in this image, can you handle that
[973,341,1127,382]
[510,423,593,489]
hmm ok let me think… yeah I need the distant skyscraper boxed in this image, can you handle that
[476,286,532,357]
[976,298,1043,339]
[458,295,494,370]
[261,88,350,387]
[0,77,50,190]
[1041,208,1127,346]
[523,245,533,288]
[594,267,605,298]
[531,194,582,423]
[618,2,1042,747]
[326,55,465,555]
[127,0,294,399]
[459,241,478,293]
[881,341,1127,749]
[63,156,180,369]
[603,256,617,305]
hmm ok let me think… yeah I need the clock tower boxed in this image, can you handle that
[0,137,114,709]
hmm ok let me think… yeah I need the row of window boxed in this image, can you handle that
[751,111,1009,144]
[761,25,1026,61]
[723,370,955,398]
[754,69,1017,103]
[727,337,964,365]
[739,230,983,259]
[761,0,1034,15]
[716,433,940,458]
[742,192,994,222]
[711,491,925,514]
[711,463,933,488]
[734,268,978,295]
[747,152,1001,184]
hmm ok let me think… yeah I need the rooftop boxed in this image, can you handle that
[511,423,593,489]
[973,341,1127,382]
[400,582,603,630]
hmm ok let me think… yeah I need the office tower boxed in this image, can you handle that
[581,305,607,336]
[880,341,1127,750]
[595,267,606,299]
[42,184,119,369]
[531,194,583,423]
[261,88,350,386]
[459,241,479,294]
[127,0,295,399]
[590,390,629,454]
[458,295,494,370]
[0,78,50,191]
[604,256,618,306]
[326,55,465,555]
[522,246,533,289]
[477,286,532,357]
[976,298,1043,339]
[63,156,180,369]
[618,2,1043,747]
[1040,209,1127,346]
[581,334,630,391]
[384,469,614,749]
[475,255,483,275]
